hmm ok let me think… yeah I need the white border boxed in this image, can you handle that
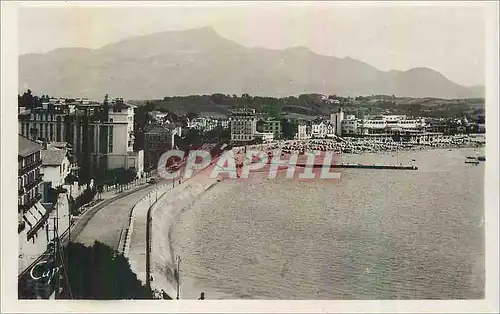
[2,1,498,313]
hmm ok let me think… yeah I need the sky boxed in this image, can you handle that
[18,2,487,87]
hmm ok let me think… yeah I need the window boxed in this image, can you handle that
[109,118,113,123]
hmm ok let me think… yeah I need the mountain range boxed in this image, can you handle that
[19,27,484,100]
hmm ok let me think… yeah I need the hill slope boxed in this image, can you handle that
[19,27,483,100]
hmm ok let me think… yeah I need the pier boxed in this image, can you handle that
[294,163,418,170]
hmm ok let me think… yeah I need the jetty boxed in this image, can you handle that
[331,163,418,170]
[292,163,419,170]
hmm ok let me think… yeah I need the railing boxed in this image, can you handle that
[18,193,42,212]
[18,159,42,175]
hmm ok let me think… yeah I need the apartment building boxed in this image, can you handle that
[18,135,48,275]
[18,96,144,179]
[230,109,257,143]
[295,124,311,140]
[330,107,345,136]
[144,124,182,170]
[262,119,282,140]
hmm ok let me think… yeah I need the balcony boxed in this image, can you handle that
[18,159,42,175]
[18,193,42,213]
[20,174,43,195]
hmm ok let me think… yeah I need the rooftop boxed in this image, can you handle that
[41,148,67,166]
[18,135,41,157]
[145,125,173,135]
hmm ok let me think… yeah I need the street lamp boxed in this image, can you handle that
[176,255,181,300]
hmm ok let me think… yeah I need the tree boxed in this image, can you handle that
[256,119,266,133]
[20,89,34,109]
[281,118,298,140]
[263,103,281,120]
[186,112,198,121]
[59,241,156,299]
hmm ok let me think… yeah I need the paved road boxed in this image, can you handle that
[75,181,165,250]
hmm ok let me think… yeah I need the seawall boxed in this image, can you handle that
[149,162,220,298]
[126,156,221,298]
[126,183,172,286]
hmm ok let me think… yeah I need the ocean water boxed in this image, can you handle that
[170,148,485,299]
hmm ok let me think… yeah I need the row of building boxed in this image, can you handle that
[18,135,74,284]
[17,95,147,286]
[228,107,485,143]
[18,95,145,179]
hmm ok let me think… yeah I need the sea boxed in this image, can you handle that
[170,147,485,299]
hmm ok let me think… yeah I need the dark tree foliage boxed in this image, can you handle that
[48,186,68,204]
[186,112,198,121]
[19,89,34,108]
[183,128,204,148]
[204,126,230,143]
[144,93,485,119]
[256,119,266,133]
[70,187,97,214]
[59,241,154,299]
[133,103,155,151]
[281,118,298,140]
[100,167,137,186]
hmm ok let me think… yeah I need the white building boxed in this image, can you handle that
[341,116,359,135]
[219,119,230,129]
[311,121,327,138]
[295,124,311,140]
[325,123,336,138]
[255,132,274,143]
[105,100,143,175]
[150,111,170,123]
[358,115,426,135]
[18,96,144,178]
[187,117,225,132]
[40,146,71,201]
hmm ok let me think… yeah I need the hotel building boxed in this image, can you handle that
[18,96,144,179]
[230,108,257,143]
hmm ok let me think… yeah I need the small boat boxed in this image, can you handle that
[465,160,480,165]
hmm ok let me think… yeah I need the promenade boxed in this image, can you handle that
[73,180,163,250]
[126,158,221,299]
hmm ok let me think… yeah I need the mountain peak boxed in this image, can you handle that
[19,30,481,99]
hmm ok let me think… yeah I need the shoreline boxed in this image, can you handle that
[148,146,484,299]
[148,161,222,299]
